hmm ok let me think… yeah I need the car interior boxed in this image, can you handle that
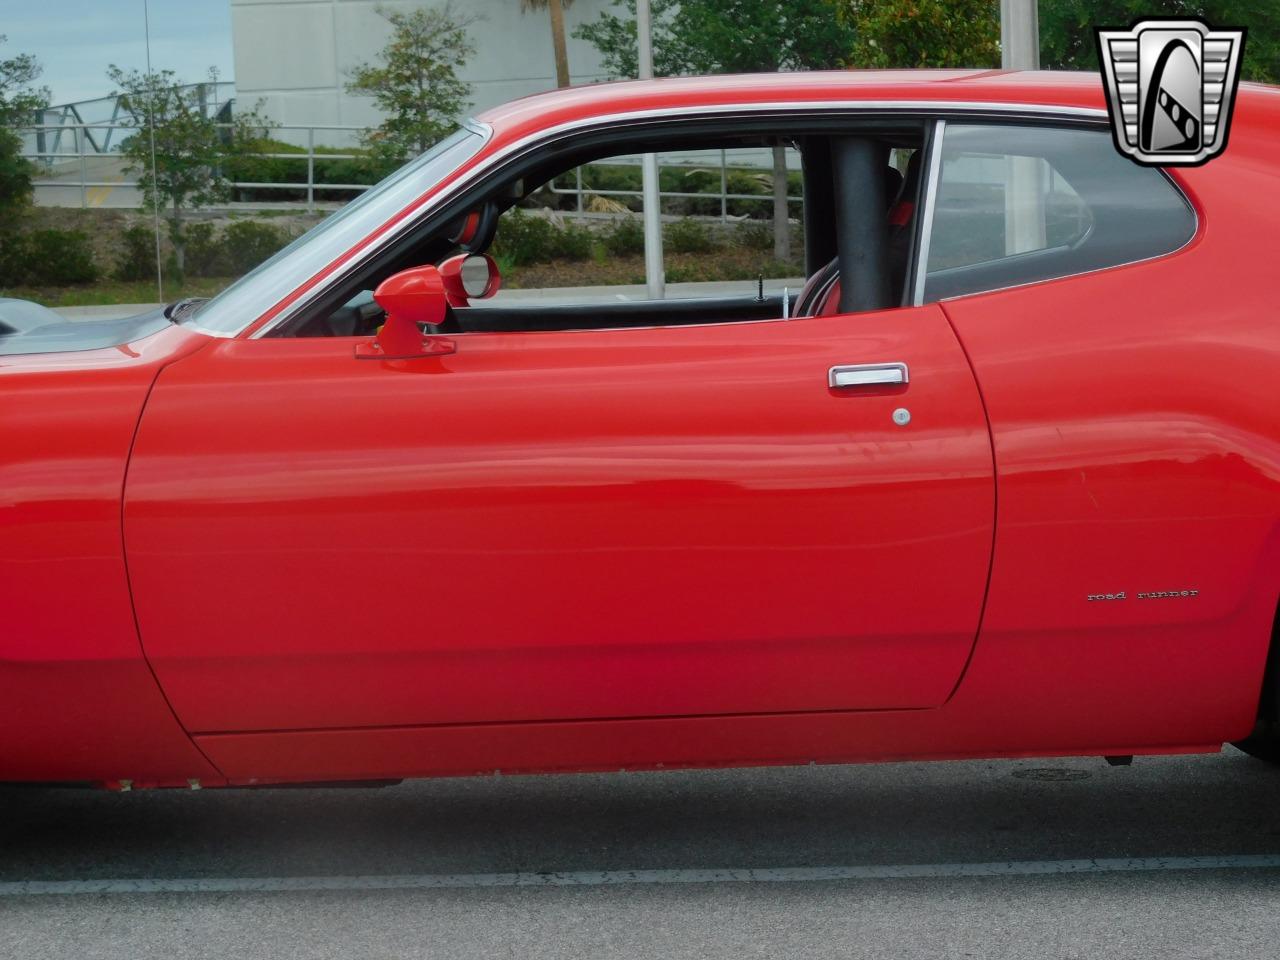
[270,119,930,340]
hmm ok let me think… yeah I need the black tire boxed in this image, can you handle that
[1233,612,1280,763]
[1236,719,1280,763]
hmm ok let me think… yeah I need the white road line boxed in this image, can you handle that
[3,855,1280,897]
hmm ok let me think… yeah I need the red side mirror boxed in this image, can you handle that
[357,265,455,360]
[439,253,502,307]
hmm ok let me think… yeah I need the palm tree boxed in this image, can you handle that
[520,0,575,89]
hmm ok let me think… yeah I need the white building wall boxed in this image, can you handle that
[230,0,613,145]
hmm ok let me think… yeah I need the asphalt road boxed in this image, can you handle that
[3,748,1279,958]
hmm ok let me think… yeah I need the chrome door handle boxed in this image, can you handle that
[828,363,909,389]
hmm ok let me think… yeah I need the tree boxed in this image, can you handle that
[521,0,577,89]
[109,65,269,274]
[346,2,480,161]
[0,37,49,230]
[576,0,854,80]
[575,0,855,259]
[1040,1,1280,83]
[838,0,1279,81]
[572,0,685,78]
[841,0,1000,69]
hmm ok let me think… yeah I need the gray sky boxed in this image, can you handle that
[0,0,235,105]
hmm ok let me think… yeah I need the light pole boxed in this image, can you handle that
[637,0,665,299]
[999,0,1040,71]
[1000,0,1045,255]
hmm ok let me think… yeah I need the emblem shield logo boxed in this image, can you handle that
[1095,19,1246,166]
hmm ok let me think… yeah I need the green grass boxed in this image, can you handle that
[0,277,236,307]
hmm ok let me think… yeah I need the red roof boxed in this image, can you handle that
[475,70,1111,145]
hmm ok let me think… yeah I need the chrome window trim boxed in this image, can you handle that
[461,117,493,139]
[911,119,946,308]
[914,119,1199,306]
[246,99,1111,340]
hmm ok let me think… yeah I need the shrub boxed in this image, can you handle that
[663,264,699,284]
[221,219,290,274]
[0,229,24,286]
[0,127,35,228]
[1,229,99,285]
[490,209,555,265]
[490,209,593,265]
[601,217,638,255]
[33,230,100,284]
[554,221,593,261]
[165,252,184,284]
[224,142,304,202]
[119,219,291,281]
[602,217,645,256]
[226,139,397,203]
[183,221,229,277]
[732,219,773,251]
[115,224,158,282]
[314,150,398,201]
[664,218,718,255]
[582,163,641,194]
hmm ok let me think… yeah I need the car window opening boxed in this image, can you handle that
[923,123,1195,301]
[275,125,928,340]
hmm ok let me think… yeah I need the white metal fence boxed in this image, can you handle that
[18,124,803,217]
[553,151,803,223]
[19,122,371,212]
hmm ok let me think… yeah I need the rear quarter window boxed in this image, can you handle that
[924,123,1196,301]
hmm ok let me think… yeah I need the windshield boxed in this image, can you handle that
[185,127,487,337]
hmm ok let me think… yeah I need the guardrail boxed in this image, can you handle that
[19,124,802,217]
[552,151,803,223]
[20,122,372,212]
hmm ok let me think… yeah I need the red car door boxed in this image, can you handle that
[125,305,993,734]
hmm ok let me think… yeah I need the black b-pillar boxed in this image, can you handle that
[831,137,890,313]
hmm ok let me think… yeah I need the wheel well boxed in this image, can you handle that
[1233,596,1280,759]
[1262,597,1280,724]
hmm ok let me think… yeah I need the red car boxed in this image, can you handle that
[4,70,1279,790]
